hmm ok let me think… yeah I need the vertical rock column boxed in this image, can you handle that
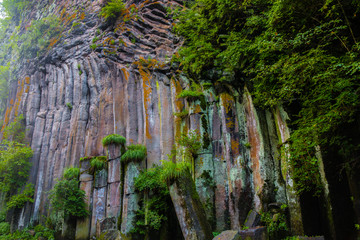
[169,172,213,240]
[90,169,108,237]
[121,161,141,236]
[106,144,122,219]
[274,107,304,235]
[76,158,93,240]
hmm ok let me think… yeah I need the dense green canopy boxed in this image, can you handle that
[174,0,360,194]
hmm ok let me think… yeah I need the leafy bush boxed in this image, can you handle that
[102,134,126,146]
[160,160,191,183]
[0,224,54,240]
[176,130,202,159]
[0,222,10,235]
[0,141,33,193]
[121,144,147,163]
[63,167,80,180]
[132,167,170,236]
[99,0,126,20]
[90,156,107,172]
[2,114,26,143]
[177,90,204,100]
[261,211,289,240]
[6,183,34,209]
[49,171,88,220]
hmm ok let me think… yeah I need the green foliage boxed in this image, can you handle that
[99,0,126,20]
[0,141,33,193]
[160,160,191,183]
[135,167,168,192]
[212,232,221,237]
[49,171,88,220]
[2,114,25,143]
[90,156,107,172]
[173,109,189,119]
[0,222,10,235]
[261,211,290,240]
[175,0,360,194]
[66,102,73,110]
[0,224,54,240]
[0,0,29,20]
[90,44,97,50]
[177,89,204,100]
[177,130,202,159]
[102,134,126,146]
[0,64,9,114]
[20,16,63,58]
[6,183,34,209]
[132,167,170,235]
[121,144,147,163]
[63,167,80,180]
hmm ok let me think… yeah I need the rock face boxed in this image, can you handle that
[0,0,344,239]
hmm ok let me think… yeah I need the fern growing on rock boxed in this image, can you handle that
[102,134,126,146]
[121,144,147,163]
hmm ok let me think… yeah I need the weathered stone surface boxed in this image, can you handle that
[213,230,240,240]
[95,169,108,188]
[108,159,121,183]
[107,144,121,161]
[98,229,122,240]
[245,210,261,228]
[91,187,107,237]
[106,181,121,218]
[238,227,267,240]
[169,173,212,240]
[79,173,93,182]
[96,217,117,238]
[75,180,93,240]
[121,162,141,235]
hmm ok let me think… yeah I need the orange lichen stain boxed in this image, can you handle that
[172,78,184,111]
[1,106,12,131]
[134,57,153,140]
[80,12,85,20]
[9,99,14,105]
[231,139,240,157]
[47,37,58,50]
[226,117,235,129]
[194,104,201,114]
[220,93,234,114]
[121,68,130,81]
[25,86,30,93]
[25,76,30,84]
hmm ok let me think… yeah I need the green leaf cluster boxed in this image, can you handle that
[90,156,107,172]
[0,141,33,193]
[6,183,34,209]
[102,134,126,146]
[49,168,88,220]
[99,0,126,20]
[121,144,147,163]
[0,224,54,240]
[132,167,170,235]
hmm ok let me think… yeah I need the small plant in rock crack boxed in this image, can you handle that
[66,102,73,110]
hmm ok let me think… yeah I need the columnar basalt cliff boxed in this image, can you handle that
[1,0,359,239]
